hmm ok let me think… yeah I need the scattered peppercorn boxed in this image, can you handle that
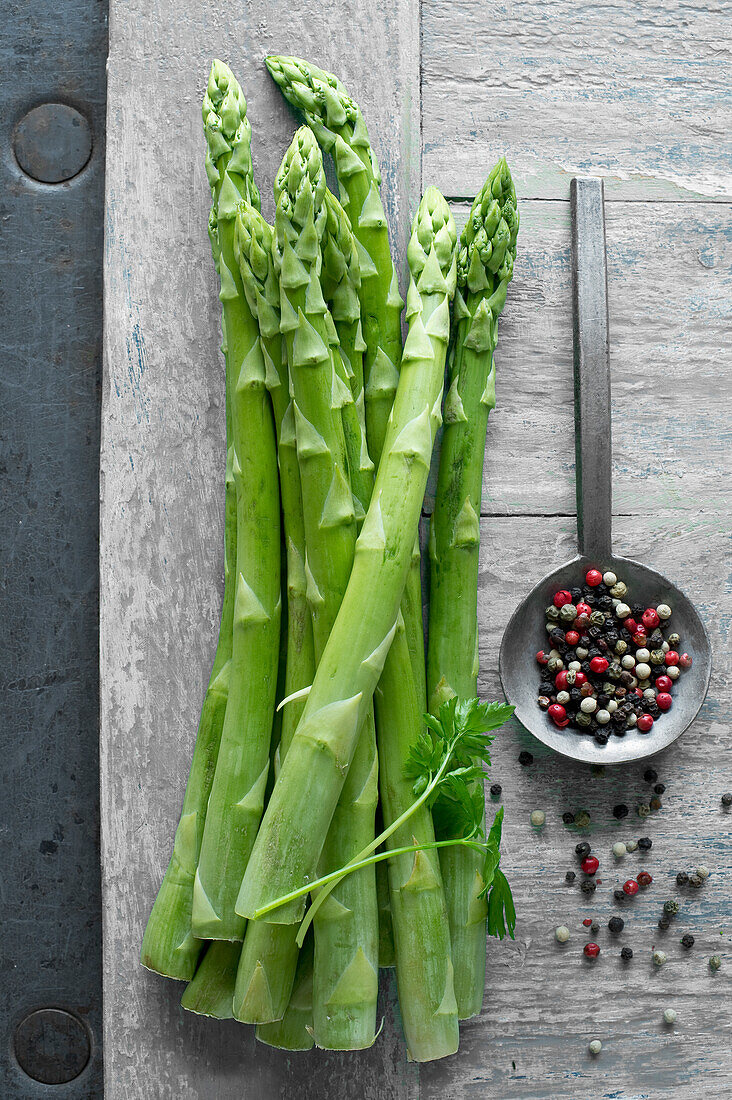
[644,768,658,782]
[575,810,591,827]
[518,751,533,766]
[626,839,638,853]
[575,841,591,858]
[581,856,599,875]
[608,916,624,934]
[637,803,651,818]
[582,917,593,927]
[623,879,639,896]
[696,865,710,881]
[676,871,689,887]
[489,783,502,798]
[562,811,575,824]
[681,934,695,949]
[689,873,703,888]
[584,943,601,959]
[652,950,667,967]
[638,837,652,851]
[565,871,577,883]
[588,1039,602,1055]
[530,810,546,827]
[614,889,626,902]
[612,803,629,819]
[663,899,680,916]
[710,955,722,971]
[581,880,597,895]
[663,1008,677,1025]
[722,793,732,808]
[591,920,600,935]
[555,925,570,943]
[637,870,653,887]
[612,842,627,858]
[621,946,633,961]
[658,917,671,931]
[650,796,663,811]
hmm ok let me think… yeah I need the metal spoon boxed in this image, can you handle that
[499,177,711,764]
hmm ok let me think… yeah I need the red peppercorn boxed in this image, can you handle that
[574,671,587,687]
[585,569,603,586]
[664,651,679,666]
[554,590,572,608]
[565,630,580,646]
[548,703,567,723]
[582,918,593,927]
[637,871,653,886]
[576,602,592,617]
[655,675,672,692]
[555,671,569,690]
[637,713,654,732]
[656,693,672,712]
[642,608,660,630]
[679,652,693,669]
[584,942,601,958]
[581,856,599,875]
[554,717,570,729]
[632,630,648,646]
[574,613,591,630]
[624,617,638,634]
[635,688,644,698]
[589,656,609,674]
[623,879,640,896]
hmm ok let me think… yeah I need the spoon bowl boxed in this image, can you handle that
[499,552,712,764]
[498,179,712,765]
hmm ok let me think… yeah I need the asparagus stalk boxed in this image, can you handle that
[228,205,315,1024]
[427,159,519,1018]
[192,60,281,942]
[237,186,456,935]
[266,129,378,1049]
[255,933,315,1051]
[140,70,260,981]
[180,940,240,1019]
[265,55,403,461]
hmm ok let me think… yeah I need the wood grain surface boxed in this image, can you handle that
[102,0,731,1096]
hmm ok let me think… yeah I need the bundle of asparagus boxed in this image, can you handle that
[141,55,519,1063]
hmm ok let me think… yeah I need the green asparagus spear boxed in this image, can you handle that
[427,159,519,1018]
[180,940,240,1018]
[192,60,281,942]
[228,205,315,1024]
[267,128,378,1050]
[265,55,403,462]
[255,933,315,1051]
[236,187,457,935]
[140,67,260,981]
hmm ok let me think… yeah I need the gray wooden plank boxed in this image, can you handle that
[419,512,732,1100]
[422,0,732,202]
[101,2,419,1098]
[423,198,732,518]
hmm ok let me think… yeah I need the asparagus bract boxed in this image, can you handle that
[140,63,261,979]
[236,186,456,933]
[180,940,240,1018]
[427,159,519,1018]
[192,61,281,941]
[255,933,315,1051]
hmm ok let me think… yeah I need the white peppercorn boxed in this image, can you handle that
[530,810,546,827]
[596,709,611,725]
[635,662,651,680]
[589,1039,602,1055]
[652,950,667,967]
[557,690,570,704]
[696,866,710,881]
[612,842,627,858]
[667,665,680,680]
[615,603,631,618]
[627,713,638,728]
[555,925,570,943]
[621,654,636,669]
[663,1008,677,1024]
[656,604,672,619]
[635,647,650,662]
[611,582,627,598]
[580,697,597,714]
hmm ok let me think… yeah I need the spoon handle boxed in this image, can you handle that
[570,177,613,562]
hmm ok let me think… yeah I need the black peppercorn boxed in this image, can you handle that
[614,888,626,902]
[598,595,613,611]
[489,783,502,798]
[575,841,591,858]
[518,750,533,766]
[539,680,554,696]
[613,726,627,737]
[550,628,566,645]
[563,812,575,825]
[647,702,660,719]
[631,603,644,618]
[588,625,602,640]
[595,731,609,745]
[676,871,689,887]
[613,803,629,819]
[569,687,582,703]
[654,783,666,795]
[565,870,576,883]
[643,768,658,782]
[584,592,597,607]
[638,837,652,851]
[721,793,732,807]
[580,661,592,675]
[681,933,695,949]
[658,916,671,931]
[596,637,609,651]
[596,582,609,596]
[608,916,624,934]
[580,880,597,895]
[621,946,633,960]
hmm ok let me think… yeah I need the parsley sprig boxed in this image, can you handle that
[251,697,516,943]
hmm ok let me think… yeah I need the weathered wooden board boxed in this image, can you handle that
[103,0,732,1096]
[101,2,419,1098]
[423,199,732,518]
[422,0,732,201]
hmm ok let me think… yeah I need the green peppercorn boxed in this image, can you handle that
[559,603,578,623]
[575,810,591,828]
[664,899,680,915]
[650,649,665,665]
[589,1039,602,1055]
[663,1008,677,1025]
[591,920,600,935]
[626,839,638,853]
[689,873,704,888]
[668,632,681,647]
[547,656,563,674]
[546,604,560,621]
[710,955,722,971]
[637,804,651,818]
[576,712,592,729]
[615,639,628,655]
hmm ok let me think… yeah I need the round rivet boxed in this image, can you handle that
[14,1009,91,1084]
[13,104,92,183]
